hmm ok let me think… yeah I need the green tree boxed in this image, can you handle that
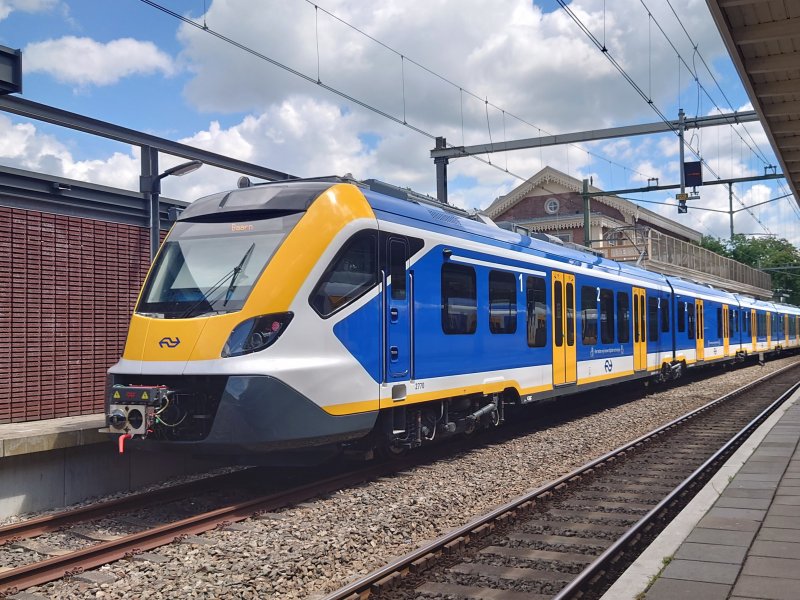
[700,236,730,257]
[701,235,800,304]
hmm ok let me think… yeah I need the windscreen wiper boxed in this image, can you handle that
[223,243,255,307]
[178,243,255,319]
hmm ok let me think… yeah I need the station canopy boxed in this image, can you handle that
[707,0,800,207]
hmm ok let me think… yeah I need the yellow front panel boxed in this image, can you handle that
[124,184,376,362]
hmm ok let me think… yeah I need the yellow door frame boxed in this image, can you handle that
[696,299,705,361]
[766,312,772,350]
[785,314,789,346]
[633,287,647,371]
[552,271,577,386]
[723,304,730,356]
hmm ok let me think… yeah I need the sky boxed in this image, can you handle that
[1,0,798,245]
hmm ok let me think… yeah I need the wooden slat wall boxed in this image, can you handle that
[0,207,150,423]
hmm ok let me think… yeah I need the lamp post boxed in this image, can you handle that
[140,147,202,260]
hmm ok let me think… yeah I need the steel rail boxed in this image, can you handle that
[553,376,800,599]
[320,360,800,600]
[0,462,399,595]
[0,468,258,545]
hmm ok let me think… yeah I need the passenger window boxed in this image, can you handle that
[581,286,598,345]
[617,291,630,343]
[442,264,477,334]
[389,239,407,300]
[647,297,659,342]
[526,277,547,347]
[489,271,517,334]
[600,289,614,344]
[310,230,378,317]
[661,299,670,332]
[678,301,686,332]
[717,308,723,338]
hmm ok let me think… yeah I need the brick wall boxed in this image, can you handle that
[494,192,627,222]
[0,207,150,423]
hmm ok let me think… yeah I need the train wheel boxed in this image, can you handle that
[376,438,408,460]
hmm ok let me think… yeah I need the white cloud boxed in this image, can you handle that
[164,0,739,208]
[3,1,796,242]
[0,114,141,188]
[24,36,176,86]
[0,0,57,21]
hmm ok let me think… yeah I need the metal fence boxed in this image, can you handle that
[598,228,772,293]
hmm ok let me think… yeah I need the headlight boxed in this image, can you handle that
[222,312,294,357]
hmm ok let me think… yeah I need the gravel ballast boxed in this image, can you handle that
[27,357,800,599]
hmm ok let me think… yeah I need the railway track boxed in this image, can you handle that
[0,455,420,596]
[1,358,794,597]
[322,361,800,600]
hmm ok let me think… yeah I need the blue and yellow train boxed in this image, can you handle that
[103,179,800,458]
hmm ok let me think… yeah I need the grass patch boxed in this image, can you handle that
[635,555,674,600]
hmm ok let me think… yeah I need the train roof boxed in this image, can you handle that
[360,184,770,306]
[181,180,788,310]
[360,185,765,303]
[363,187,671,286]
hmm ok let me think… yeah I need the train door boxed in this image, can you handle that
[766,312,772,350]
[785,315,789,347]
[695,299,705,361]
[723,305,730,356]
[552,272,577,386]
[633,287,647,371]
[385,237,410,383]
[752,309,757,352]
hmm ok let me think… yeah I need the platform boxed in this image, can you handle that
[0,414,107,458]
[0,415,217,520]
[602,384,800,600]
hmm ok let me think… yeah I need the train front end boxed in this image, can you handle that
[102,181,380,458]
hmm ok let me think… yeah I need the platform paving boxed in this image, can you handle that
[0,413,106,457]
[602,391,800,600]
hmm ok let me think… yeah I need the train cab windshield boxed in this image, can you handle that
[137,212,304,318]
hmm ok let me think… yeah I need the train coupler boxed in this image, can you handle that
[102,385,171,440]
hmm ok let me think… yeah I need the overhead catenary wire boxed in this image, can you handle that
[636,0,782,233]
[664,0,772,166]
[556,0,774,236]
[641,0,790,236]
[139,0,533,184]
[642,0,771,167]
[302,0,655,180]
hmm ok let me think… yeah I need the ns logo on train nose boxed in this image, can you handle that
[158,337,181,348]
